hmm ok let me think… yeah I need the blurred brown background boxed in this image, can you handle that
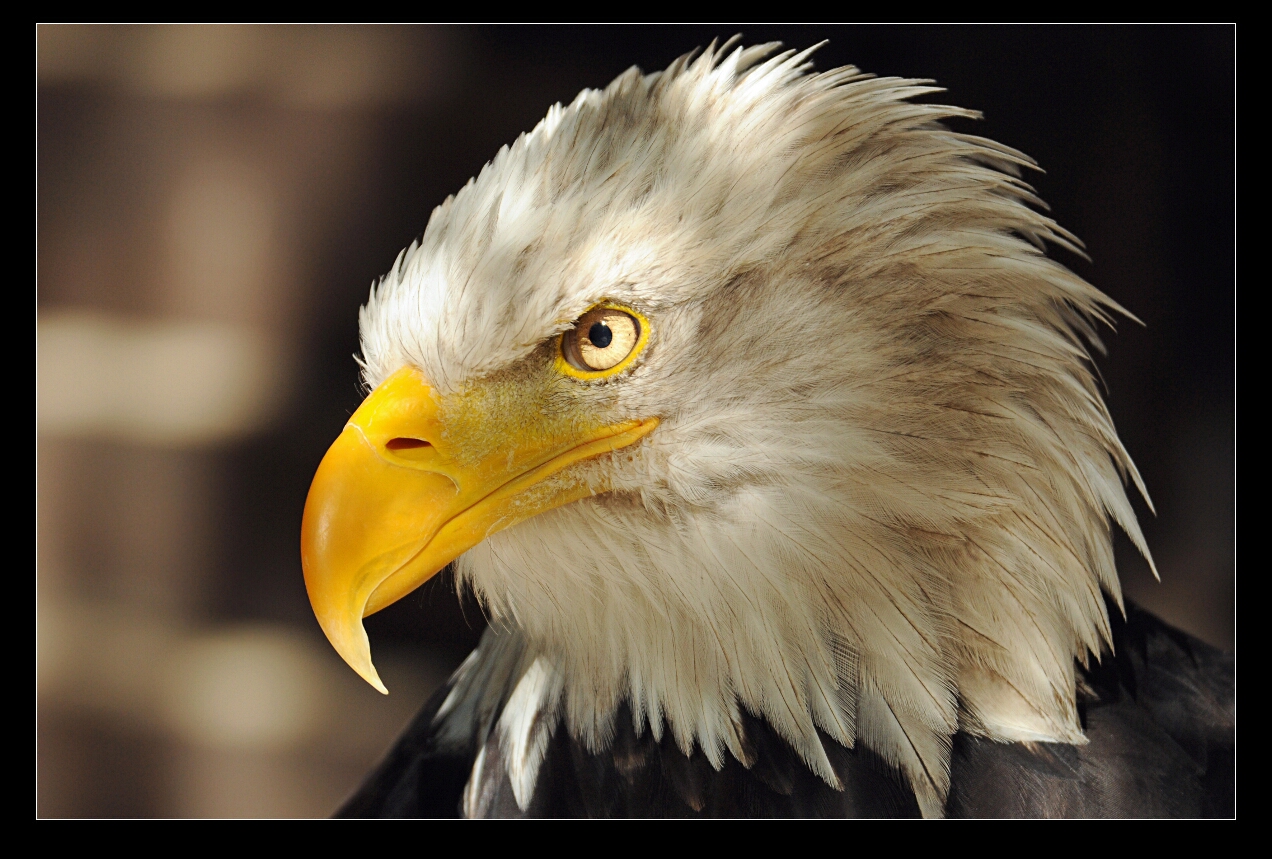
[36,25,1235,818]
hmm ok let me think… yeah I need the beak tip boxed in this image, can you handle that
[351,652,390,694]
[315,612,390,694]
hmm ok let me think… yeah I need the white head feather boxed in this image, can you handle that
[358,42,1154,817]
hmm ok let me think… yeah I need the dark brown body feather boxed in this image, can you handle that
[336,601,1232,818]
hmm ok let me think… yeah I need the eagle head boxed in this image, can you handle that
[300,41,1153,816]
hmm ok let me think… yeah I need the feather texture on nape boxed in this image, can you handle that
[363,40,1156,816]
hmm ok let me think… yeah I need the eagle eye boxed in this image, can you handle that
[559,305,647,378]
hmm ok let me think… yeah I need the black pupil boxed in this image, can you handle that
[588,322,613,349]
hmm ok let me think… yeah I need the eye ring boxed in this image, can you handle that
[556,303,650,380]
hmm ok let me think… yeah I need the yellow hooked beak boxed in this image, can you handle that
[301,366,657,692]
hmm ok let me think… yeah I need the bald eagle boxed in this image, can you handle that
[301,42,1233,818]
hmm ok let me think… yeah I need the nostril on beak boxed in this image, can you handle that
[386,438,432,451]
